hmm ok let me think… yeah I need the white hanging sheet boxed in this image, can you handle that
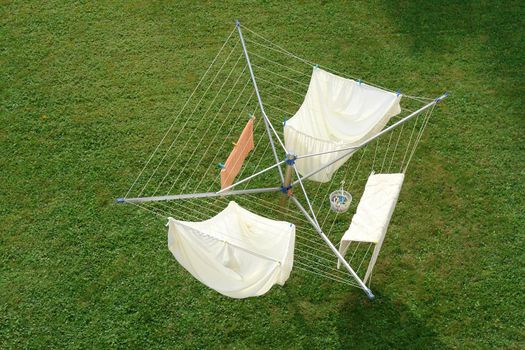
[338,172,404,272]
[167,201,295,298]
[284,68,401,182]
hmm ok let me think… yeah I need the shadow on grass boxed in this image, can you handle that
[336,292,445,349]
[279,275,445,349]
[380,1,524,83]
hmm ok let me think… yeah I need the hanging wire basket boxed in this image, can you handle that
[329,189,352,213]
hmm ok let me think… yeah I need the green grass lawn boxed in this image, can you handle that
[1,1,524,349]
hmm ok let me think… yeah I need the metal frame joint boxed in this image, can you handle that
[435,92,448,102]
[280,184,293,194]
[285,154,297,166]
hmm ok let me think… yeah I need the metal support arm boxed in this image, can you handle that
[236,19,286,183]
[118,186,280,204]
[290,196,375,300]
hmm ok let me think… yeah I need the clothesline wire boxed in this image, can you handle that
[264,103,294,116]
[400,109,423,172]
[160,200,215,221]
[128,23,435,200]
[310,147,358,233]
[388,122,405,172]
[348,242,362,264]
[135,198,360,288]
[261,89,301,108]
[162,52,246,195]
[241,195,310,226]
[137,40,241,197]
[146,203,206,223]
[295,251,357,280]
[256,76,306,97]
[380,128,395,173]
[248,50,311,78]
[356,242,374,273]
[165,66,250,195]
[294,261,360,288]
[371,138,380,171]
[159,67,249,196]
[404,104,435,172]
[296,245,347,270]
[125,27,237,198]
[241,24,433,103]
[251,62,309,87]
[295,245,342,267]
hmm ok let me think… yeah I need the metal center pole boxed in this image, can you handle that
[280,154,295,206]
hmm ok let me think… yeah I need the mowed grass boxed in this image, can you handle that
[1,1,524,349]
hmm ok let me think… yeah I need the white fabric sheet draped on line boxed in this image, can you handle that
[167,201,295,298]
[338,173,405,269]
[284,68,402,182]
